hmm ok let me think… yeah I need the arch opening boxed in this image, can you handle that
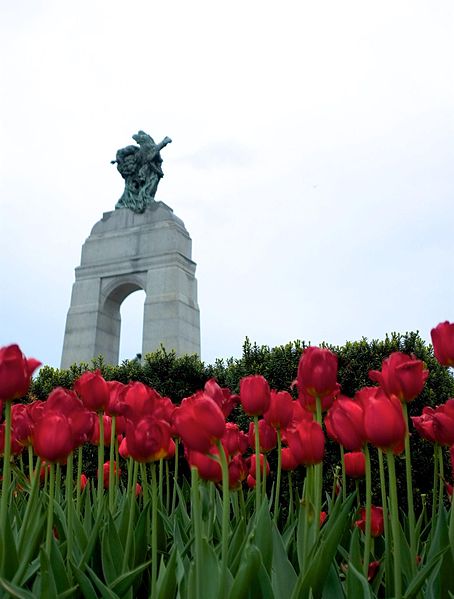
[118,289,146,363]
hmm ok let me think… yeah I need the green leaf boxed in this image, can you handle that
[403,548,447,599]
[133,500,151,568]
[254,502,273,574]
[347,562,375,599]
[39,547,58,599]
[156,547,178,599]
[86,564,121,599]
[110,560,151,597]
[346,526,363,599]
[0,509,19,579]
[49,536,71,593]
[322,563,346,599]
[229,544,261,599]
[71,563,98,599]
[0,578,36,599]
[270,523,297,598]
[228,518,247,576]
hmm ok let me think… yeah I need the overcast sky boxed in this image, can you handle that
[1,0,453,369]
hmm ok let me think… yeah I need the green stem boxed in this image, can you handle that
[363,444,372,577]
[108,415,116,513]
[253,416,261,513]
[0,400,13,540]
[378,449,391,591]
[150,462,158,599]
[273,430,282,523]
[159,459,164,507]
[438,446,445,513]
[76,446,83,515]
[165,459,170,514]
[288,471,294,522]
[402,403,417,573]
[191,467,203,599]
[314,397,323,542]
[122,460,138,572]
[340,445,347,501]
[28,445,34,479]
[140,463,149,505]
[66,452,74,576]
[216,441,230,598]
[45,463,56,555]
[97,413,105,514]
[387,451,402,599]
[431,444,439,534]
[171,439,179,513]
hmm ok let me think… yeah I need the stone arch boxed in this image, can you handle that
[61,203,200,368]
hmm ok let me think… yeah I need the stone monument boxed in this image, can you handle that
[61,131,201,368]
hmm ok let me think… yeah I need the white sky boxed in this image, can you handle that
[1,0,453,367]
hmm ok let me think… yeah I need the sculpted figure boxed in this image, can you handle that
[112,131,172,213]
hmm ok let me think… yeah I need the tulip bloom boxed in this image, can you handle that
[297,346,340,412]
[432,399,454,446]
[286,420,325,466]
[411,407,436,443]
[106,381,128,416]
[100,461,120,488]
[222,422,248,457]
[204,378,239,418]
[228,455,248,489]
[247,453,270,479]
[264,390,294,430]
[32,411,74,464]
[344,451,366,478]
[173,392,225,453]
[324,396,366,451]
[125,417,171,462]
[369,352,428,403]
[80,473,88,490]
[431,321,454,366]
[239,375,271,416]
[355,506,384,537]
[188,448,222,483]
[363,388,406,453]
[248,419,277,452]
[74,370,109,412]
[281,447,298,471]
[0,344,41,401]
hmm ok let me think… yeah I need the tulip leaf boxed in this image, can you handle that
[345,526,363,599]
[156,547,178,599]
[229,544,262,599]
[133,501,151,568]
[402,548,446,599]
[39,547,58,599]
[85,564,121,599]
[228,518,248,575]
[57,587,79,599]
[49,536,71,593]
[109,560,152,596]
[254,502,273,573]
[322,563,346,599]
[270,523,297,598]
[347,562,375,598]
[71,563,98,599]
[0,577,36,599]
[0,509,19,579]
[78,507,104,570]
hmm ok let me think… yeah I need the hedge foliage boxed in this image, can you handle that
[29,331,454,506]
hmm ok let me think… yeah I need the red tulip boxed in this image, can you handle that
[106,381,128,416]
[80,473,88,490]
[125,417,171,462]
[122,382,159,421]
[286,420,325,466]
[320,511,327,526]
[297,347,340,412]
[247,453,270,479]
[204,378,239,418]
[119,436,129,459]
[0,344,41,401]
[74,370,109,412]
[344,451,366,478]
[411,407,436,443]
[363,388,406,453]
[432,399,454,446]
[0,422,25,456]
[369,352,428,403]
[239,375,271,416]
[228,455,248,489]
[173,391,225,453]
[431,321,454,366]
[11,404,33,447]
[91,415,112,446]
[100,461,120,488]
[246,474,257,488]
[355,506,384,537]
[46,387,95,449]
[188,448,222,482]
[248,419,277,452]
[324,396,366,451]
[32,411,73,464]
[281,447,298,471]
[368,561,380,582]
[264,390,294,430]
[222,422,247,457]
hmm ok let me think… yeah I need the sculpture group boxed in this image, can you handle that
[112,131,172,213]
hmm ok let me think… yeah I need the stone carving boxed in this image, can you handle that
[112,131,172,213]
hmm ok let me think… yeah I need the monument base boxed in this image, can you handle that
[61,202,200,368]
